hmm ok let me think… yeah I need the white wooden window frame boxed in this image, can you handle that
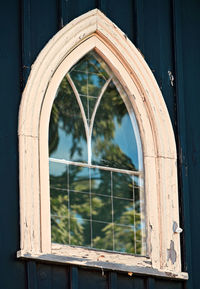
[17,9,188,280]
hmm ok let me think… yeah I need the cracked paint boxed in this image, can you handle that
[173,221,178,233]
[168,71,174,86]
[167,240,177,264]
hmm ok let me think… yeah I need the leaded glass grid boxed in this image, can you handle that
[49,50,146,255]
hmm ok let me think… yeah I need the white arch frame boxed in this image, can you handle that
[17,9,187,279]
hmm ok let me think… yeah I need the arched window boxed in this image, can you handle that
[18,9,187,279]
[49,50,145,255]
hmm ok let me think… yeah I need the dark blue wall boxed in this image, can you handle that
[1,0,200,288]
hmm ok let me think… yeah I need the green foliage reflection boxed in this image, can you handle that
[50,165,144,254]
[49,51,145,255]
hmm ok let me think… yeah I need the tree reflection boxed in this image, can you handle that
[50,164,144,254]
[49,51,144,255]
[49,77,88,162]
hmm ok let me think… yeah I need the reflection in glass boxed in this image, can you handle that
[92,80,139,170]
[113,198,134,225]
[69,166,90,193]
[90,168,111,196]
[70,191,90,220]
[92,194,112,222]
[112,172,133,199]
[49,50,146,255]
[49,162,68,189]
[49,76,88,162]
[92,221,113,251]
[69,51,109,124]
[51,216,69,244]
[70,217,91,247]
[114,224,135,253]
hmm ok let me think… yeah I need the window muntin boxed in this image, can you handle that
[49,51,146,255]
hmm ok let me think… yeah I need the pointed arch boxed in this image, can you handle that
[18,9,187,279]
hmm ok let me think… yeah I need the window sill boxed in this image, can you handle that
[17,245,188,280]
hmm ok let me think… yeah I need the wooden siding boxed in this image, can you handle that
[27,262,184,289]
[0,0,200,288]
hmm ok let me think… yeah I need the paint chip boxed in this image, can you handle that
[97,255,105,261]
[167,240,177,264]
[168,71,174,86]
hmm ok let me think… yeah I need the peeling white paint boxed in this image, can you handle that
[168,71,174,86]
[167,240,177,265]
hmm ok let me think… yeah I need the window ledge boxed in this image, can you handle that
[17,246,188,280]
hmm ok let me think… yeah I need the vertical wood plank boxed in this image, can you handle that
[27,261,37,289]
[132,277,146,289]
[58,0,69,27]
[100,0,135,41]
[37,264,51,289]
[99,0,106,12]
[155,279,183,289]
[136,0,175,120]
[60,0,97,25]
[0,1,26,288]
[172,1,200,289]
[21,0,58,86]
[78,267,107,289]
[29,0,58,64]
[37,263,69,289]
[96,0,101,10]
[52,265,69,289]
[146,277,155,289]
[134,0,144,51]
[21,0,31,87]
[172,1,192,287]
[108,272,117,289]
[70,266,78,289]
[155,0,176,122]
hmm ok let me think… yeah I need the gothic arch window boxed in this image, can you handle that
[49,50,146,255]
[18,9,187,279]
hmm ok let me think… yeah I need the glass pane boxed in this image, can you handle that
[112,172,133,199]
[78,95,97,125]
[91,80,141,171]
[70,191,90,220]
[70,217,91,247]
[114,224,135,254]
[92,194,112,222]
[70,70,106,97]
[69,165,90,193]
[92,221,113,251]
[113,198,134,225]
[88,73,106,97]
[51,216,69,244]
[50,162,69,244]
[49,162,68,189]
[50,188,68,216]
[87,51,109,79]
[88,96,97,124]
[70,71,88,95]
[49,76,87,162]
[90,168,111,196]
[69,51,109,124]
[49,50,146,255]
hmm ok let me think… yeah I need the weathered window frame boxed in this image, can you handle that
[17,9,188,280]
